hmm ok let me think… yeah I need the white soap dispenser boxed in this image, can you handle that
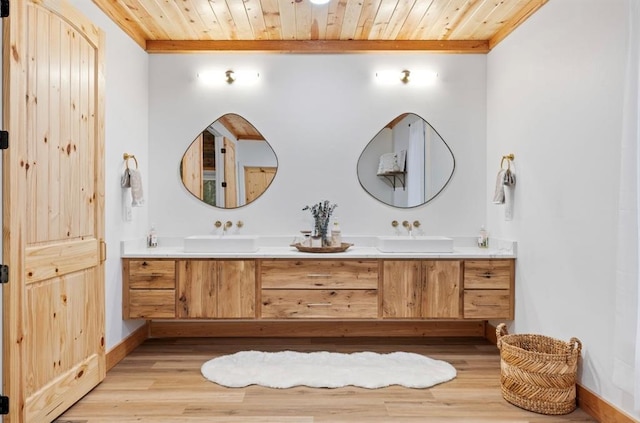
[147,224,158,248]
[477,225,488,248]
[331,219,342,247]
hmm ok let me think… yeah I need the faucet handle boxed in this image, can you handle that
[214,220,222,228]
[391,220,399,228]
[236,220,244,228]
[413,220,421,228]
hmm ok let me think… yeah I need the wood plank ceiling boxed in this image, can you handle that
[91,0,549,53]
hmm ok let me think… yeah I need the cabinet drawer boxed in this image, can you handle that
[128,260,176,289]
[261,289,378,319]
[128,289,176,319]
[464,260,512,289]
[261,260,378,289]
[463,289,512,319]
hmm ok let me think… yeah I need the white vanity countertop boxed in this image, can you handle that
[120,236,517,259]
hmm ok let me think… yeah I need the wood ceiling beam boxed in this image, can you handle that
[145,39,490,54]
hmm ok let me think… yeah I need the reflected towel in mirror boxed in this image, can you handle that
[377,150,406,175]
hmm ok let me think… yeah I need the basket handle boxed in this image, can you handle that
[496,323,508,349]
[567,337,582,363]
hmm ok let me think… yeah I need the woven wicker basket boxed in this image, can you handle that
[496,323,582,415]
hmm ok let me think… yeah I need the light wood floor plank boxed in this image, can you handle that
[57,337,597,422]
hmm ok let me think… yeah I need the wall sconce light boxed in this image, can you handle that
[225,70,236,84]
[309,0,330,4]
[198,69,260,86]
[375,69,438,86]
[400,70,411,84]
[225,69,260,84]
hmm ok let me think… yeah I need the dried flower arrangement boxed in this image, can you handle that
[303,200,338,246]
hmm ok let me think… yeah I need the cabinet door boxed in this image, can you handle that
[422,261,462,318]
[177,260,218,318]
[382,260,421,318]
[218,260,256,318]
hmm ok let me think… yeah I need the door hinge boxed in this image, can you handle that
[221,182,227,188]
[220,148,226,154]
[0,0,8,18]
[0,395,8,415]
[0,130,8,149]
[0,265,8,284]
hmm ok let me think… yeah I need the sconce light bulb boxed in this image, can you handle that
[309,0,330,4]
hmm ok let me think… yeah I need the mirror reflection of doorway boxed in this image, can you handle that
[244,167,277,203]
[180,114,278,208]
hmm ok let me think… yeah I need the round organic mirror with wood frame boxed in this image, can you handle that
[357,113,455,208]
[180,114,278,208]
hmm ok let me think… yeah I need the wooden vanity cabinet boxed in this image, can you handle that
[123,257,514,322]
[176,259,256,319]
[382,260,462,319]
[260,260,379,319]
[123,259,176,319]
[463,259,514,319]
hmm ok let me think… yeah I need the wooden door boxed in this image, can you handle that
[181,133,203,198]
[244,166,276,203]
[2,1,106,421]
[223,137,237,208]
[422,261,462,318]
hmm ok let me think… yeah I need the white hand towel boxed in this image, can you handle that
[120,168,131,188]
[493,169,507,204]
[493,169,516,204]
[129,168,144,207]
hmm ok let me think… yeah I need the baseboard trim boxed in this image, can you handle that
[105,322,149,371]
[149,320,486,338]
[577,385,640,423]
[484,322,639,423]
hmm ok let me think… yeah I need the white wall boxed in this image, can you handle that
[67,1,149,349]
[148,54,487,237]
[487,0,638,419]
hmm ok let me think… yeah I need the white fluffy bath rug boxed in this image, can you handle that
[201,350,456,389]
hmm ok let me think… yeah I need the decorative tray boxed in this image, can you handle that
[290,242,353,253]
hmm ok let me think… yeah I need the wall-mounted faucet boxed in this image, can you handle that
[214,220,234,234]
[402,220,412,236]
[391,219,420,236]
[401,220,421,236]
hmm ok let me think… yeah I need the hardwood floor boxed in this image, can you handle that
[57,337,597,422]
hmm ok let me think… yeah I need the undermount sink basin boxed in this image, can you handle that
[184,235,259,253]
[376,235,454,253]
